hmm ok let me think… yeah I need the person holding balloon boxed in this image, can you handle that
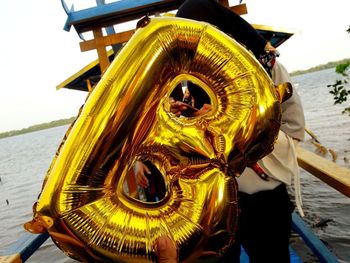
[176,1,305,262]
[150,62,305,263]
[135,0,305,262]
[217,60,305,263]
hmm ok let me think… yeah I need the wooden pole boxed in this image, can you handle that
[297,146,350,198]
[92,27,110,74]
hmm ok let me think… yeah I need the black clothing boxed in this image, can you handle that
[181,95,194,117]
[218,184,294,263]
[143,161,166,202]
[182,96,193,106]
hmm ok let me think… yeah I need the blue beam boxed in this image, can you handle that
[64,0,184,33]
[1,233,49,262]
[96,0,122,54]
[292,212,339,263]
[61,0,74,32]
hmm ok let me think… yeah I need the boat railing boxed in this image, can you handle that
[297,146,350,198]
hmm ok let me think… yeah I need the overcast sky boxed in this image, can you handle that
[0,0,349,132]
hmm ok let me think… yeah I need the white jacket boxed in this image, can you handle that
[237,60,305,216]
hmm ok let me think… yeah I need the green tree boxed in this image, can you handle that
[327,26,350,115]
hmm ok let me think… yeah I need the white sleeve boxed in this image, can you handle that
[272,61,306,141]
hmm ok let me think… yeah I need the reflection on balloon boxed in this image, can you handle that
[24,16,281,262]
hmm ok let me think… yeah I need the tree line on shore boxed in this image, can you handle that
[0,117,76,139]
[290,58,350,76]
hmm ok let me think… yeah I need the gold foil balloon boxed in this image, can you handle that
[25,16,282,262]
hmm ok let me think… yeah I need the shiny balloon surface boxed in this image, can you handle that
[25,16,281,262]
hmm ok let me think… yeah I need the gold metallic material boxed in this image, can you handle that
[275,82,293,103]
[25,17,281,262]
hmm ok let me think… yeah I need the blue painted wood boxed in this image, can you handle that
[60,0,70,15]
[2,233,49,262]
[61,0,74,32]
[96,0,122,54]
[64,0,184,33]
[292,212,339,263]
[289,247,303,263]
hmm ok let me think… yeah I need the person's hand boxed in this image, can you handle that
[192,103,212,116]
[169,100,189,117]
[133,161,150,188]
[264,41,280,57]
[155,236,178,263]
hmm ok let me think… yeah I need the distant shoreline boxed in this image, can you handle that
[290,58,349,76]
[0,117,76,139]
[1,58,349,140]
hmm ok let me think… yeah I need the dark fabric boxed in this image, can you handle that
[143,161,166,202]
[188,82,211,109]
[182,96,193,105]
[258,51,277,77]
[219,184,294,263]
[176,0,267,58]
[181,95,195,117]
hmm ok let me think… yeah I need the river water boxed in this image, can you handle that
[0,68,349,262]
